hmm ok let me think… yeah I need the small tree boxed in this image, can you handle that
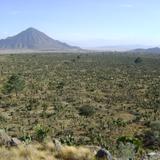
[3,74,25,96]
[134,57,143,64]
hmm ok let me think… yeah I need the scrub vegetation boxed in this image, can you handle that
[0,52,160,159]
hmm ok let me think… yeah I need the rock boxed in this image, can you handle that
[96,148,113,160]
[0,129,12,147]
[0,130,21,147]
[52,138,63,152]
[139,152,160,160]
[10,138,22,146]
[146,152,160,160]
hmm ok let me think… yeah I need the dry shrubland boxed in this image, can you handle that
[0,53,160,159]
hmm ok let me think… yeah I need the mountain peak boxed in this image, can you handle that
[0,28,79,51]
[25,27,39,32]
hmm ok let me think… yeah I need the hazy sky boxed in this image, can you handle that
[0,0,160,47]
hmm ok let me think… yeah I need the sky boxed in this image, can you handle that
[0,0,160,47]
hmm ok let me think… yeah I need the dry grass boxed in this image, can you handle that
[56,145,93,160]
[0,142,94,160]
[0,144,55,160]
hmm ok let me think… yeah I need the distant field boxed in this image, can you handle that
[0,52,160,152]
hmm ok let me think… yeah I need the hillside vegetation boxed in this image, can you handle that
[0,52,160,159]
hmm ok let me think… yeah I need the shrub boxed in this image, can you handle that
[56,81,65,90]
[19,134,32,144]
[34,124,49,142]
[78,105,95,117]
[60,134,76,146]
[113,118,127,127]
[117,142,136,160]
[117,136,142,152]
[150,121,160,131]
[0,114,7,123]
[143,121,160,149]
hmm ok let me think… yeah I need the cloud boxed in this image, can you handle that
[120,4,133,8]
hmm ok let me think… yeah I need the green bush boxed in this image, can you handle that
[3,74,25,95]
[60,134,76,146]
[20,134,32,144]
[117,136,142,152]
[34,124,49,142]
[78,105,95,117]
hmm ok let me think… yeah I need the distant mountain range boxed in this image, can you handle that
[131,47,160,53]
[0,28,160,53]
[89,46,160,53]
[87,45,152,51]
[0,28,80,51]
